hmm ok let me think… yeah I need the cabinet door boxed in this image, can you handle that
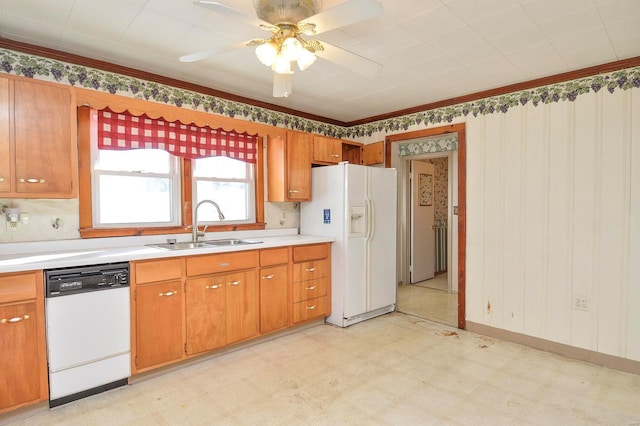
[286,131,312,201]
[259,265,288,334]
[0,77,10,193]
[313,136,342,164]
[225,270,258,344]
[135,281,183,369]
[14,80,74,196]
[186,276,226,355]
[0,301,41,411]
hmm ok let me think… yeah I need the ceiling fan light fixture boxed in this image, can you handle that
[280,36,302,61]
[271,54,293,74]
[255,41,278,66]
[297,48,316,71]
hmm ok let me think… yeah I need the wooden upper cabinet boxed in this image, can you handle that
[313,136,342,164]
[0,77,10,193]
[1,76,77,198]
[313,135,363,165]
[267,131,312,202]
[363,141,384,165]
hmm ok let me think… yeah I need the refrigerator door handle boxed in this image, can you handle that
[366,197,375,241]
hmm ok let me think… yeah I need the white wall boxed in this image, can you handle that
[464,88,640,361]
[359,85,640,362]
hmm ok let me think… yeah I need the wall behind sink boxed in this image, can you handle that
[0,198,299,243]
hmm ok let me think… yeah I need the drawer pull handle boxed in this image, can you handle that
[288,189,299,193]
[1,314,30,324]
[305,305,316,310]
[19,178,46,184]
[0,177,4,182]
[331,154,340,157]
[205,284,221,289]
[305,267,316,272]
[229,280,241,286]
[158,291,177,297]
[262,275,274,280]
[219,262,230,267]
[305,285,316,290]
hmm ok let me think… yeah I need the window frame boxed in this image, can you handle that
[77,106,265,238]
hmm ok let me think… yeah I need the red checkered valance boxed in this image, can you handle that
[97,108,257,163]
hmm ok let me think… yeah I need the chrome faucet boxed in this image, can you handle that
[192,199,225,242]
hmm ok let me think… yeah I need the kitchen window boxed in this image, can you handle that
[193,156,255,224]
[77,106,264,238]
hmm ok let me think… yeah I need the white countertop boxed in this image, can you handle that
[0,229,334,273]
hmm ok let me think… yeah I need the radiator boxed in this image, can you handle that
[434,225,447,273]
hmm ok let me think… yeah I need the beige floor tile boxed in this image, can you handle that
[4,313,640,426]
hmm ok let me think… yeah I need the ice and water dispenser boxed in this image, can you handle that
[350,205,366,235]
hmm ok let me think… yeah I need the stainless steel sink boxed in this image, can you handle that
[203,238,262,246]
[148,241,212,250]
[148,238,262,250]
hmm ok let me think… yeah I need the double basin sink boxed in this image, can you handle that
[149,238,262,251]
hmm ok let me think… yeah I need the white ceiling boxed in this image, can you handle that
[1,0,639,122]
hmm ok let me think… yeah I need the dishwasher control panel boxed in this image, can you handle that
[45,262,130,297]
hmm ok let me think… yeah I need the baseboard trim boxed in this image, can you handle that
[466,321,640,375]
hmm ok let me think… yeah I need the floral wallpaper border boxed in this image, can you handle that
[1,48,639,139]
[398,135,457,156]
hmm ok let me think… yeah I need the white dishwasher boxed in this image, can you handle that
[45,262,131,408]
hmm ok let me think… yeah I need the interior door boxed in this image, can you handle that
[410,160,435,283]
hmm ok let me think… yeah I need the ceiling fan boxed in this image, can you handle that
[179,0,384,97]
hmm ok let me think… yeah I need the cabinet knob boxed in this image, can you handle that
[158,291,177,297]
[205,284,221,289]
[305,305,316,310]
[0,177,4,182]
[262,275,274,280]
[0,314,30,324]
[19,178,46,184]
[228,280,241,286]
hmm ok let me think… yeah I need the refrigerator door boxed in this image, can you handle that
[367,167,398,311]
[343,165,368,318]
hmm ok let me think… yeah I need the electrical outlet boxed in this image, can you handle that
[573,296,590,311]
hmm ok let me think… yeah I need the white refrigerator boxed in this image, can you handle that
[300,162,397,327]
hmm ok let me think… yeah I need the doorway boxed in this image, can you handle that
[385,124,466,329]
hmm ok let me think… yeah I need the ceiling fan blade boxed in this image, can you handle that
[194,1,272,30]
[179,41,247,63]
[194,1,246,18]
[273,73,293,98]
[315,42,382,77]
[179,49,219,63]
[301,0,384,35]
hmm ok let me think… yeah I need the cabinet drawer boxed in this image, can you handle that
[0,272,37,304]
[187,251,258,276]
[292,296,329,323]
[134,258,182,284]
[293,259,328,282]
[292,277,327,303]
[292,244,328,262]
[259,247,289,267]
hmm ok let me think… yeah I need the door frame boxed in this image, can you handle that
[385,123,466,329]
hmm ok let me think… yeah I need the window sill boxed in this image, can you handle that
[80,223,266,239]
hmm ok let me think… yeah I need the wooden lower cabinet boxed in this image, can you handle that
[259,264,288,333]
[135,280,183,370]
[185,276,225,355]
[0,271,48,414]
[225,270,258,344]
[130,244,330,375]
[291,243,331,324]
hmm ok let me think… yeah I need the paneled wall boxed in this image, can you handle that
[465,88,640,361]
